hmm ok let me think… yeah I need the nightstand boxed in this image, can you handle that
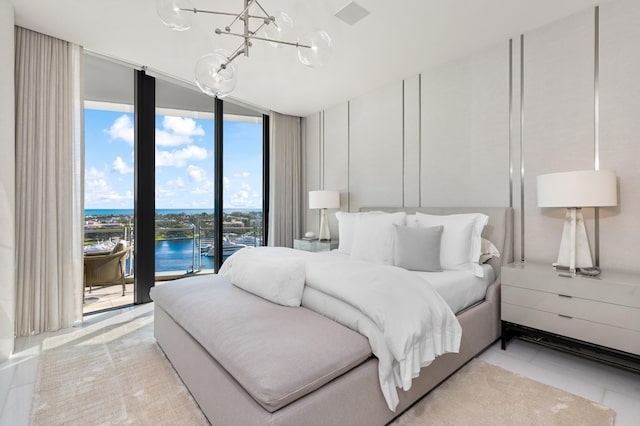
[501,262,640,371]
[293,239,338,252]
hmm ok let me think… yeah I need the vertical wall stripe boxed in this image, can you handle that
[321,110,325,189]
[418,73,422,207]
[594,6,600,172]
[519,34,525,263]
[347,101,351,212]
[594,5,601,266]
[508,39,514,209]
[402,80,405,207]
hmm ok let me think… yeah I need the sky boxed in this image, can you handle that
[84,109,263,210]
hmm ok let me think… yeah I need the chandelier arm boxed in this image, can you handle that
[179,8,237,18]
[227,42,246,61]
[225,0,255,30]
[178,8,266,21]
[215,30,311,49]
[252,0,273,21]
[250,34,312,49]
[212,47,246,77]
[226,48,246,64]
[251,21,267,36]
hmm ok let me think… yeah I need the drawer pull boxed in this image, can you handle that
[558,314,573,319]
[558,273,573,278]
[558,294,573,299]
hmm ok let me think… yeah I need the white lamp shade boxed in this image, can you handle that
[308,190,340,209]
[537,170,617,208]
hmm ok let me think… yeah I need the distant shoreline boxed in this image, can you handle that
[85,208,262,216]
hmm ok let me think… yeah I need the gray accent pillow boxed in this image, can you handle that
[393,224,443,272]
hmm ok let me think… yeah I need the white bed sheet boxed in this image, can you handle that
[323,251,495,315]
[414,264,495,314]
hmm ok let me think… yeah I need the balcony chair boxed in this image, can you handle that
[84,241,130,296]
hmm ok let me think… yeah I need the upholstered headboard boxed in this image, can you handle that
[359,207,514,278]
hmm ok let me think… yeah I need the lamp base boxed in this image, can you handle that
[318,208,331,241]
[554,208,593,273]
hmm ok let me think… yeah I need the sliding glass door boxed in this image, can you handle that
[83,53,267,313]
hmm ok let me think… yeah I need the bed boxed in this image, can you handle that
[151,206,513,425]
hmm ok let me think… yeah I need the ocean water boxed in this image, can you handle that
[155,239,215,272]
[85,208,261,216]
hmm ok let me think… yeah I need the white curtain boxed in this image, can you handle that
[15,27,84,335]
[268,112,302,247]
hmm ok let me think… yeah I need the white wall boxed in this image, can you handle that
[0,0,15,362]
[598,0,640,271]
[302,0,640,273]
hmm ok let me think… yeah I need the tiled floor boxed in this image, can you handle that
[1,305,638,425]
[83,271,215,315]
[83,282,134,314]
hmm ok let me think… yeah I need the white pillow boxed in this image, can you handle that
[415,212,488,270]
[479,238,501,263]
[405,214,418,228]
[350,212,406,265]
[335,211,385,254]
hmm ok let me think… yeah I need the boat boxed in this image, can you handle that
[235,235,260,246]
[203,239,246,257]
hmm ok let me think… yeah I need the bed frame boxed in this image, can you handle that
[154,207,513,426]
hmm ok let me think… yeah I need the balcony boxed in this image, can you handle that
[83,220,262,314]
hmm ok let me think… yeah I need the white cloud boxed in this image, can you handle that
[241,183,251,191]
[187,165,207,182]
[167,177,185,188]
[155,130,192,147]
[229,189,262,208]
[223,176,231,190]
[233,172,250,178]
[155,184,176,200]
[85,177,133,205]
[112,157,133,174]
[156,116,206,147]
[106,115,207,148]
[106,115,134,145]
[85,167,105,180]
[163,116,205,136]
[191,179,215,195]
[156,145,208,167]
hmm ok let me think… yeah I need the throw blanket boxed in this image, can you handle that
[220,247,462,411]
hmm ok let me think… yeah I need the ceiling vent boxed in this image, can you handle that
[334,1,370,26]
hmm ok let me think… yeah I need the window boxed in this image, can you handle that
[83,53,267,313]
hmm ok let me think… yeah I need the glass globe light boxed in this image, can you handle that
[262,12,294,48]
[156,0,194,31]
[297,30,332,68]
[194,51,237,98]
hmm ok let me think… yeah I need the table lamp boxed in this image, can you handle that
[308,190,340,241]
[537,170,617,273]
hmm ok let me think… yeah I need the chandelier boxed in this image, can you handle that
[156,0,332,98]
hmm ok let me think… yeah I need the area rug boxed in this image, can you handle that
[32,309,615,426]
[391,358,615,426]
[31,308,208,425]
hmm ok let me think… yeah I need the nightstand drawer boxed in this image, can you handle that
[502,265,640,309]
[502,303,640,355]
[502,285,640,332]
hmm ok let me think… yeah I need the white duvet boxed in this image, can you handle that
[220,247,462,411]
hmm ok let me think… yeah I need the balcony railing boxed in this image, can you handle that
[84,224,262,278]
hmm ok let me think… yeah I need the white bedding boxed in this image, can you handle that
[220,247,462,412]
[326,251,495,314]
[414,264,495,314]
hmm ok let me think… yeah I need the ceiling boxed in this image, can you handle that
[84,53,265,117]
[12,0,603,117]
